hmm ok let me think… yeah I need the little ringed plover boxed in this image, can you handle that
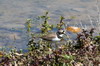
[41,29,65,41]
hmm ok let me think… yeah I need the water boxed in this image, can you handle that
[0,0,99,50]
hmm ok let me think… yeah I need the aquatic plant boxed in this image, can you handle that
[25,19,32,33]
[40,12,53,33]
[57,16,66,29]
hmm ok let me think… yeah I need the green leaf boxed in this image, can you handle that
[46,11,48,15]
[61,54,74,60]
[60,16,65,20]
[40,16,46,18]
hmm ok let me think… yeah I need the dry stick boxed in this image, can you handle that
[64,23,67,33]
[96,0,100,22]
[87,15,94,28]
[64,22,71,41]
[96,0,100,32]
[64,22,70,34]
[80,20,84,29]
[84,25,87,30]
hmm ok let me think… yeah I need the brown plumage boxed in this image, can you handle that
[41,33,57,41]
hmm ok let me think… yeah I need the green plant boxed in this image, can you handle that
[57,16,66,29]
[40,12,53,33]
[25,19,32,33]
[94,33,100,44]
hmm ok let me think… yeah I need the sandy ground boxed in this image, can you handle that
[0,0,100,49]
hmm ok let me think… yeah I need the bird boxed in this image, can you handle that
[41,29,65,41]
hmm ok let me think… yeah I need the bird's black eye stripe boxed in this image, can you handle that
[58,31,64,34]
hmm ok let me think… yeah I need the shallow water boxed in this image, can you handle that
[0,0,100,50]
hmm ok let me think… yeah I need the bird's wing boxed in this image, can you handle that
[41,33,56,40]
